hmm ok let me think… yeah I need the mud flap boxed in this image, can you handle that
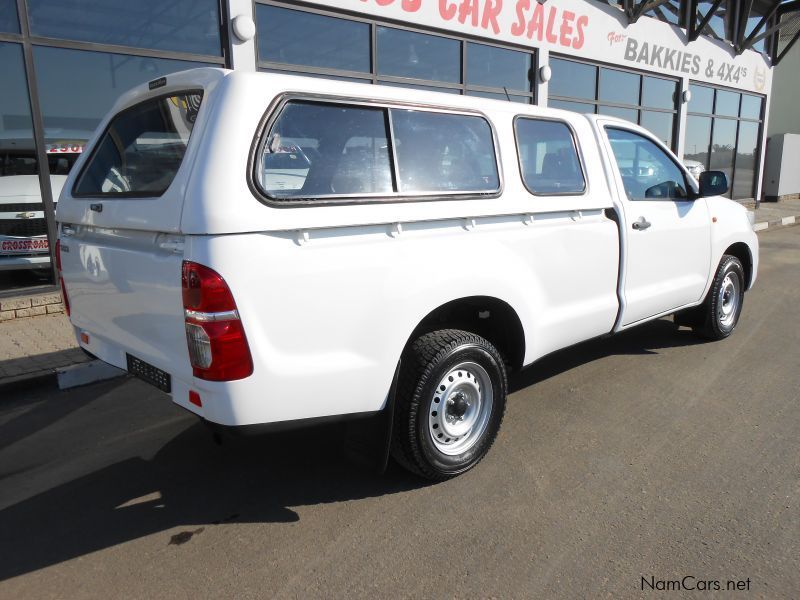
[343,360,400,474]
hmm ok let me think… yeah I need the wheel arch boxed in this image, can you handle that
[405,296,526,371]
[723,242,753,289]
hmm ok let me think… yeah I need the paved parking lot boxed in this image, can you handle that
[1,226,798,598]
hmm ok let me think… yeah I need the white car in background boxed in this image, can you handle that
[0,136,84,271]
[683,159,705,181]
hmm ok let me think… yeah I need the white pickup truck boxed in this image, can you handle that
[56,69,758,480]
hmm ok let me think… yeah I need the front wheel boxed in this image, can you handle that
[391,329,507,480]
[695,255,746,340]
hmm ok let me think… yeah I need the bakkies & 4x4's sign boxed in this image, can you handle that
[609,32,767,91]
[310,0,771,93]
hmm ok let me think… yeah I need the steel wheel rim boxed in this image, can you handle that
[717,271,740,329]
[428,361,493,456]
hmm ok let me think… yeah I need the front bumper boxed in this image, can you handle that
[0,254,51,271]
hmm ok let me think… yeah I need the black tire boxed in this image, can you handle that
[695,255,746,340]
[391,329,507,480]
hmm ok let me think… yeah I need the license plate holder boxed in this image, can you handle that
[126,353,171,393]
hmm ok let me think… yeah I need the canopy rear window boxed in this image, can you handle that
[73,91,202,197]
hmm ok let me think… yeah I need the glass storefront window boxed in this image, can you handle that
[0,43,53,293]
[549,99,595,114]
[380,82,460,94]
[27,0,222,56]
[466,91,529,103]
[549,58,596,100]
[260,69,370,84]
[255,5,534,101]
[377,27,461,83]
[714,90,740,117]
[640,111,674,148]
[33,46,210,140]
[642,77,677,110]
[256,5,370,73]
[550,57,677,152]
[598,105,638,124]
[0,0,20,33]
[709,118,737,184]
[466,43,530,92]
[32,46,211,218]
[684,115,712,168]
[688,83,764,199]
[688,84,714,113]
[599,68,640,106]
[732,122,759,199]
[740,95,762,120]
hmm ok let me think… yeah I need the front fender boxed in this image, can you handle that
[706,197,759,292]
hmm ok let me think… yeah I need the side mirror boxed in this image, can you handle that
[698,170,728,197]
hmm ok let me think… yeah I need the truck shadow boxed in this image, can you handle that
[0,416,424,581]
[510,318,707,393]
[0,318,701,580]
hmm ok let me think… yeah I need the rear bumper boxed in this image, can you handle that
[72,324,387,429]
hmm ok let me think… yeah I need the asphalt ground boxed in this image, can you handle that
[1,226,798,598]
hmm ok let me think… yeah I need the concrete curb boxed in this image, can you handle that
[0,361,128,396]
[57,360,126,390]
[754,214,799,233]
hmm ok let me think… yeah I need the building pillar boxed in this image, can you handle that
[676,76,689,161]
[536,48,549,107]
[226,0,257,71]
[755,93,771,204]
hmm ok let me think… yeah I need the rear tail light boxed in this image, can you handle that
[55,239,70,316]
[181,261,253,381]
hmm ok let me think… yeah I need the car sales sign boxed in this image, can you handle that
[308,0,771,94]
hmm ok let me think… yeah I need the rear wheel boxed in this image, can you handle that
[695,255,745,340]
[391,329,507,480]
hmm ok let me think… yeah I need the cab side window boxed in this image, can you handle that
[514,118,585,195]
[606,128,688,201]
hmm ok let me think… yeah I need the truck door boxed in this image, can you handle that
[602,125,711,326]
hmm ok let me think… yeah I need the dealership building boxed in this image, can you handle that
[1,0,798,297]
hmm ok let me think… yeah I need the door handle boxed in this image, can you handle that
[632,217,651,230]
